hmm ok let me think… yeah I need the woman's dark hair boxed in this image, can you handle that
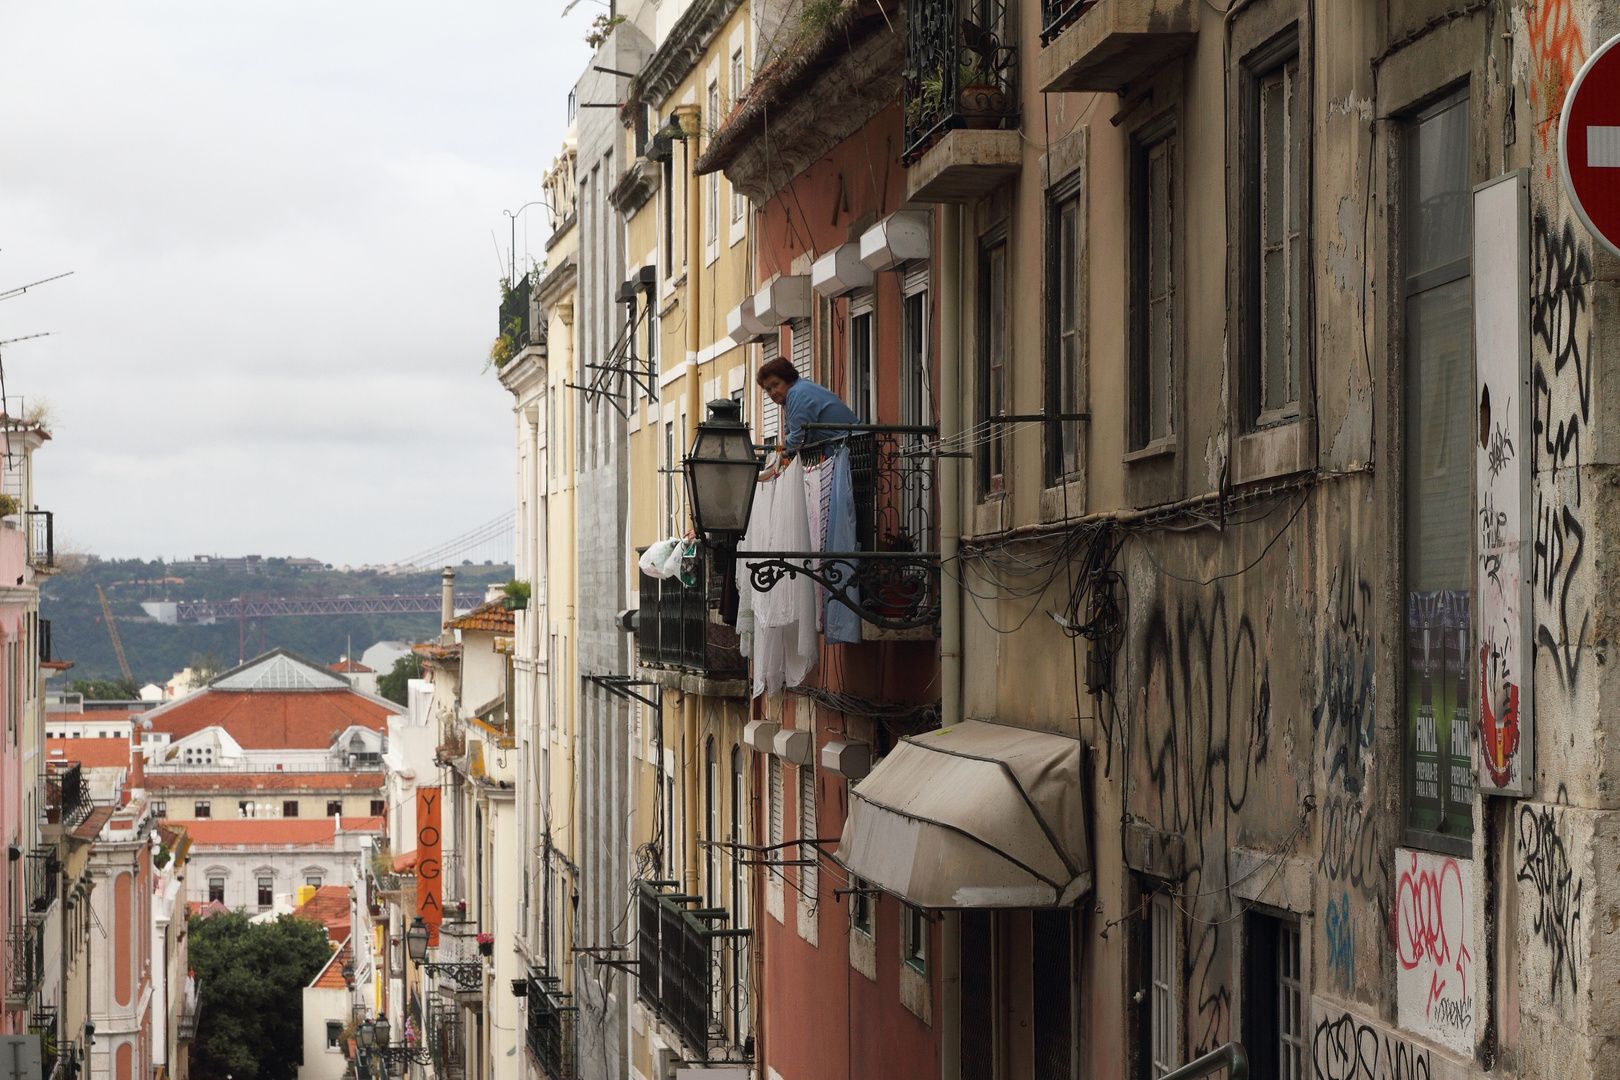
[756,356,800,386]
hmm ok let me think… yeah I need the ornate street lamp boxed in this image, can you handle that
[405,916,430,964]
[357,1020,375,1049]
[684,399,761,540]
[374,1016,391,1048]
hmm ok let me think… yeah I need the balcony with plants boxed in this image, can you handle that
[489,272,541,370]
[902,0,1018,167]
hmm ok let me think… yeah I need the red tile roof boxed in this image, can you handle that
[146,772,384,793]
[339,816,386,833]
[46,738,133,769]
[147,689,392,749]
[329,659,374,673]
[294,885,354,941]
[392,849,418,874]
[312,937,353,989]
[183,819,339,846]
[446,599,514,634]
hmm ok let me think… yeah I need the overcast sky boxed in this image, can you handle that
[0,3,593,566]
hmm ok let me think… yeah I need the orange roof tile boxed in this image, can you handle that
[392,849,418,874]
[294,885,354,940]
[146,772,384,793]
[312,937,353,989]
[446,599,514,634]
[46,738,133,769]
[183,819,339,846]
[146,689,392,749]
[329,659,374,673]
[338,816,386,833]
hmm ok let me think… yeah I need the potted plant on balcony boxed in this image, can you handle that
[501,580,530,611]
[476,932,494,957]
[957,19,1011,128]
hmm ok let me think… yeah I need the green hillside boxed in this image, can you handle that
[41,557,513,685]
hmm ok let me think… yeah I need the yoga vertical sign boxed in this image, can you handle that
[416,786,442,945]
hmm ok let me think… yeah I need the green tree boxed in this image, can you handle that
[188,911,334,1080]
[376,652,424,705]
[68,676,140,700]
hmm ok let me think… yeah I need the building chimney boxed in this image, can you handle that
[440,567,456,646]
[129,735,145,790]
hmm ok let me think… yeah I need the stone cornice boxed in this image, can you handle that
[534,255,577,309]
[609,156,660,215]
[632,0,744,110]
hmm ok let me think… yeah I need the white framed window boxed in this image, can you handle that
[706,79,721,261]
[903,903,927,974]
[767,756,783,881]
[797,764,818,902]
[1150,892,1178,1078]
[849,290,875,423]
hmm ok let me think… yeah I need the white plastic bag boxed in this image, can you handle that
[639,538,679,579]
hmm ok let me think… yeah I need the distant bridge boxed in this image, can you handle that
[144,593,490,626]
[395,511,515,570]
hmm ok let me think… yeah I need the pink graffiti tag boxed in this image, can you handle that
[1394,853,1472,1018]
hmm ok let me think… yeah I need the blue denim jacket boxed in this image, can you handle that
[783,379,857,456]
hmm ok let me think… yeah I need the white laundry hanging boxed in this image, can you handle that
[738,458,819,697]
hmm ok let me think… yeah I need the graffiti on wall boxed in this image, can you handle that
[1523,0,1586,152]
[1517,802,1583,1001]
[1530,208,1593,691]
[1325,892,1355,991]
[1313,1010,1438,1080]
[1393,849,1474,1054]
[1134,584,1278,1056]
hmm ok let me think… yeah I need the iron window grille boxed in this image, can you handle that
[524,968,577,1080]
[27,511,52,570]
[26,847,60,915]
[635,881,751,1062]
[5,918,45,1000]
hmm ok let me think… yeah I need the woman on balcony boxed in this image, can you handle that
[756,357,857,482]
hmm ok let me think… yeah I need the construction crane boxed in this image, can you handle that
[96,584,134,682]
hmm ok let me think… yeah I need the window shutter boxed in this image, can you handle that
[790,317,812,379]
[761,336,782,444]
[798,765,817,901]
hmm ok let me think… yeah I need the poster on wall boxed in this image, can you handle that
[416,786,442,945]
[1406,591,1473,841]
[1394,848,1476,1055]
[1473,170,1534,795]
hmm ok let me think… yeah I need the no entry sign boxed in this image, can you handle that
[1561,32,1620,259]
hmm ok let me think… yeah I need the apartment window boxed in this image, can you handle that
[1402,86,1474,847]
[371,799,386,817]
[849,292,875,422]
[1131,116,1178,450]
[326,1021,342,1049]
[208,877,225,904]
[239,800,252,818]
[194,801,211,819]
[283,800,298,818]
[327,800,342,817]
[1048,175,1086,480]
[978,230,1009,492]
[306,875,323,889]
[903,903,927,974]
[1034,909,1078,1079]
[767,756,783,883]
[706,82,720,248]
[850,877,873,937]
[1243,33,1307,426]
[153,801,167,817]
[1147,892,1178,1078]
[798,764,818,903]
[664,421,679,536]
[1244,913,1303,1080]
[257,876,274,909]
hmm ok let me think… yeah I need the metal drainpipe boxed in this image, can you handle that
[677,102,705,898]
[938,204,964,1080]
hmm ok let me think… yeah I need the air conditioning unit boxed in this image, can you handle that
[772,728,813,766]
[743,720,780,753]
[820,740,871,781]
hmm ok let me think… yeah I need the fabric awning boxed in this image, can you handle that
[836,719,1092,908]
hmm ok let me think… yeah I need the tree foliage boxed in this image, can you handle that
[376,652,424,705]
[188,911,335,1080]
[69,676,140,700]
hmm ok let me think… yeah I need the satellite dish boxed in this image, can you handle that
[142,719,153,731]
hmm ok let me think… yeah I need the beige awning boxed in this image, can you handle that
[835,719,1092,908]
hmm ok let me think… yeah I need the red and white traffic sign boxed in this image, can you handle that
[1561,32,1620,259]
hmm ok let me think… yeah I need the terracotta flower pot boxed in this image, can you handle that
[959,84,1005,128]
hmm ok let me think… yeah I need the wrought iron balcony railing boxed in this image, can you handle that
[903,0,1018,163]
[496,272,538,363]
[26,847,60,915]
[29,1008,59,1080]
[177,975,201,1042]
[1040,0,1095,43]
[635,546,745,677]
[44,762,91,829]
[6,919,45,1001]
[744,425,940,631]
[524,969,577,1080]
[27,510,52,570]
[635,881,751,1061]
[428,999,464,1080]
